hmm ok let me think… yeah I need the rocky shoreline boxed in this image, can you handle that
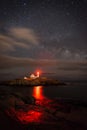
[0,91,87,130]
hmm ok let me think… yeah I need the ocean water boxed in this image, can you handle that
[0,81,87,103]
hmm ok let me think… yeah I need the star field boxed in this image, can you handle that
[0,0,87,80]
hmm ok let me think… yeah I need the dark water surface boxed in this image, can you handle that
[0,82,87,102]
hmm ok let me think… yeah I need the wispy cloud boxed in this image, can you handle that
[10,28,39,45]
[57,60,87,71]
[0,54,87,80]
[0,55,86,71]
[0,55,57,69]
[0,27,39,53]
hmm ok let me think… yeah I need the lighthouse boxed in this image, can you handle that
[37,71,40,78]
[29,71,40,79]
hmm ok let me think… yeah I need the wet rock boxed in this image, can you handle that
[21,96,36,105]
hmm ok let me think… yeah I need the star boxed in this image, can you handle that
[71,1,74,5]
[23,2,27,6]
[66,12,70,16]
[3,11,7,15]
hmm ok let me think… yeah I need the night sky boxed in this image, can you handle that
[0,0,87,81]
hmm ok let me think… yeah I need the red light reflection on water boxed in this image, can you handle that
[7,86,51,124]
[17,86,45,124]
[16,110,42,124]
[33,86,44,100]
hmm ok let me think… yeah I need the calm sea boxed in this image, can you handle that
[0,81,87,103]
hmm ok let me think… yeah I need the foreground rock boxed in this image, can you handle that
[0,91,87,130]
[1,77,66,86]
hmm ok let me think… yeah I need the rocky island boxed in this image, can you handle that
[1,77,66,86]
[0,72,66,86]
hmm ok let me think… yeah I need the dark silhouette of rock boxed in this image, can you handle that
[1,77,66,86]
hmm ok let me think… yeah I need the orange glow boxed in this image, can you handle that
[37,71,40,77]
[36,69,41,75]
[33,86,44,100]
[37,71,40,75]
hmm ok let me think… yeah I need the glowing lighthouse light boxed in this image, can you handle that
[37,71,40,78]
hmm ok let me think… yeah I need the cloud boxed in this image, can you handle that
[0,55,57,69]
[57,60,87,71]
[0,27,39,53]
[0,55,87,72]
[10,28,39,45]
[56,60,87,80]
[0,54,87,80]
